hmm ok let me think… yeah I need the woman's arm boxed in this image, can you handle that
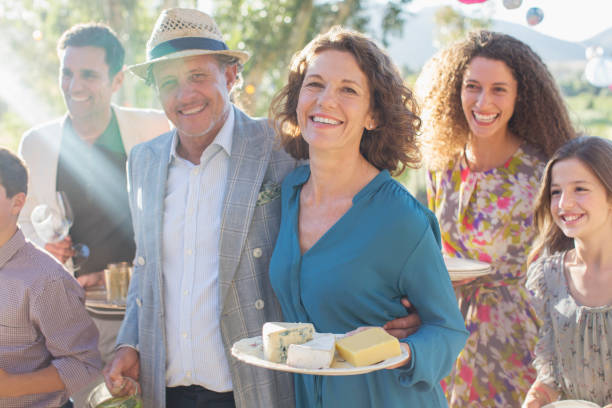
[394,226,469,388]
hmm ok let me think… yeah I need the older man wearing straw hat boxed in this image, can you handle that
[101,8,296,408]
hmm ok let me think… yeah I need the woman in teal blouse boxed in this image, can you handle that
[268,27,468,407]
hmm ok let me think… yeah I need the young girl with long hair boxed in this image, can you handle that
[524,136,612,407]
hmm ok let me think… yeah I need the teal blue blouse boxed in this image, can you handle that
[269,166,468,408]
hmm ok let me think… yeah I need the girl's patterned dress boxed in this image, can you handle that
[427,143,546,407]
[526,252,612,406]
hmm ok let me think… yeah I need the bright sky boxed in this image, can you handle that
[406,0,612,43]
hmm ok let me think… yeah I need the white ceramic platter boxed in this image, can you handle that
[543,400,601,408]
[231,334,409,376]
[444,256,492,281]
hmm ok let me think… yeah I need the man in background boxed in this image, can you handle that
[18,23,170,366]
[18,23,171,407]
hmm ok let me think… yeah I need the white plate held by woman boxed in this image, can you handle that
[543,400,602,408]
[231,334,409,376]
[443,255,492,281]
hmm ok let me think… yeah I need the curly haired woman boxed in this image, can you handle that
[415,30,576,407]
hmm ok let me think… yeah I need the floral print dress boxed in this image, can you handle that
[526,252,612,406]
[427,143,546,407]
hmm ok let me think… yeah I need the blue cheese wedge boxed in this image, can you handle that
[262,322,314,363]
[286,333,336,369]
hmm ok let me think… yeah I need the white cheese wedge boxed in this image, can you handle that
[286,333,336,369]
[262,322,314,363]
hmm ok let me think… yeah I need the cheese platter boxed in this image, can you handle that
[231,331,410,376]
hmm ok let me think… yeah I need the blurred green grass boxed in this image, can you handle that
[0,110,26,153]
[566,92,612,139]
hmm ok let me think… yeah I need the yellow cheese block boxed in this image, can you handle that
[335,327,401,367]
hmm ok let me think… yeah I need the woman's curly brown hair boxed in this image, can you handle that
[415,30,576,170]
[269,26,421,176]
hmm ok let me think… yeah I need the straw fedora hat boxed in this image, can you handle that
[128,8,250,80]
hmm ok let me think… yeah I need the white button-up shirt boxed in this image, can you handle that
[162,109,234,391]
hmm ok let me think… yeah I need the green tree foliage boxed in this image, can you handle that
[0,0,166,113]
[0,108,24,152]
[213,0,412,115]
[433,5,490,49]
[0,0,411,147]
[0,0,205,148]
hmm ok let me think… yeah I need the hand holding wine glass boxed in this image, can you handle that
[44,236,75,264]
[30,191,89,269]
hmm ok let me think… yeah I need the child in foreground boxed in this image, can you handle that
[524,136,612,407]
[0,148,101,407]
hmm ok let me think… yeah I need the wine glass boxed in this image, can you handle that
[30,191,90,270]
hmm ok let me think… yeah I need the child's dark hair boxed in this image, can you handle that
[0,148,28,197]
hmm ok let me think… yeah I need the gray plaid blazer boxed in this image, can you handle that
[116,106,297,408]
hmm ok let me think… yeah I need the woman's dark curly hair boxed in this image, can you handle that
[269,26,421,176]
[416,30,575,170]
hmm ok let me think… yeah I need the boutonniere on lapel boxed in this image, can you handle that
[256,181,281,206]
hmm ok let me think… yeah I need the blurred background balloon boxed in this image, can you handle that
[502,0,522,10]
[458,0,488,4]
[585,57,612,87]
[585,45,604,60]
[526,7,544,26]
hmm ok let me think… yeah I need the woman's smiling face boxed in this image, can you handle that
[296,49,375,156]
[461,56,518,142]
